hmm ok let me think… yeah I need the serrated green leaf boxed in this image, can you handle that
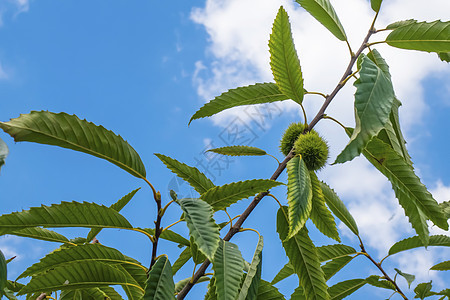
[172,247,192,276]
[440,201,450,219]
[438,52,450,62]
[17,244,143,280]
[430,261,450,271]
[0,201,133,235]
[335,55,395,163]
[212,240,244,300]
[0,250,6,298]
[201,179,283,211]
[317,244,356,262]
[389,235,450,256]
[3,287,17,300]
[366,275,396,290]
[190,236,207,265]
[7,227,70,244]
[363,137,449,243]
[271,263,294,285]
[178,198,220,261]
[0,111,146,178]
[414,281,434,299]
[189,83,289,124]
[207,146,267,157]
[395,268,415,288]
[309,172,340,242]
[237,236,263,300]
[386,19,417,30]
[139,228,190,247]
[174,276,210,294]
[87,188,140,242]
[144,256,175,300]
[291,287,307,300]
[60,286,123,300]
[370,0,382,12]
[322,256,354,281]
[0,137,8,172]
[255,280,285,300]
[18,260,143,295]
[295,0,347,41]
[269,6,304,105]
[328,279,366,300]
[155,154,215,194]
[286,156,312,239]
[386,21,450,52]
[277,207,329,300]
[320,182,359,236]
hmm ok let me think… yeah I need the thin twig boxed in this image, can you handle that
[149,191,163,270]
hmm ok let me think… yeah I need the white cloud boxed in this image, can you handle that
[0,0,30,26]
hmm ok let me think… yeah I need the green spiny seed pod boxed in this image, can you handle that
[294,131,329,171]
[279,122,306,156]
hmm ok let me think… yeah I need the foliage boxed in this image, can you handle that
[0,1,449,300]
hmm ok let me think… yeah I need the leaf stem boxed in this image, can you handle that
[160,200,175,217]
[162,219,182,233]
[346,40,354,57]
[224,209,233,229]
[266,153,281,165]
[323,115,347,131]
[300,103,308,125]
[305,91,328,99]
[239,227,261,237]
[367,41,385,47]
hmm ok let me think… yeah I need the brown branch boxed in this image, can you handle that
[177,19,377,300]
[150,191,163,270]
[360,242,409,299]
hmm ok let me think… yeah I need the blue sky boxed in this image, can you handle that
[0,0,449,299]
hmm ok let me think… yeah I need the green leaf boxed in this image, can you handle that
[7,227,70,244]
[322,256,354,281]
[430,261,450,271]
[395,268,415,288]
[269,6,304,105]
[87,188,140,242]
[286,156,312,239]
[178,198,220,261]
[17,243,142,280]
[155,154,215,194]
[207,146,267,157]
[440,201,450,219]
[335,55,395,163]
[0,250,6,298]
[201,179,283,211]
[366,275,396,290]
[317,244,357,262]
[438,52,450,62]
[0,111,146,178]
[295,0,347,41]
[139,228,190,247]
[328,279,366,300]
[212,240,244,300]
[309,172,340,242]
[414,281,434,299]
[0,137,8,172]
[386,19,417,30]
[0,201,133,235]
[172,247,192,275]
[236,236,263,300]
[255,280,285,300]
[370,0,382,12]
[320,182,359,236]
[205,277,217,300]
[386,21,450,53]
[18,260,143,295]
[190,236,206,265]
[363,137,449,243]
[389,235,450,256]
[189,83,289,124]
[174,276,209,294]
[143,256,175,300]
[290,287,306,300]
[277,207,329,300]
[60,287,123,300]
[271,263,294,285]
